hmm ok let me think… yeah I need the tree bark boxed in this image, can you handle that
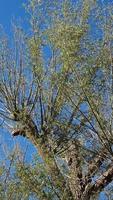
[66,141,83,200]
[11,112,113,200]
[12,113,73,199]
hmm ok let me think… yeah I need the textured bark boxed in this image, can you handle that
[12,113,73,199]
[93,165,113,193]
[11,112,113,200]
[81,165,113,200]
[66,141,83,200]
[87,148,108,176]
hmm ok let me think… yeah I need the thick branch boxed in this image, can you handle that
[12,113,73,199]
[87,134,113,178]
[66,141,83,200]
[82,165,113,200]
[93,165,113,193]
[88,148,108,176]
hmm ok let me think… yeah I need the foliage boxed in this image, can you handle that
[0,0,113,199]
[0,148,59,200]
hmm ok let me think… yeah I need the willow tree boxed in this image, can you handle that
[0,0,113,199]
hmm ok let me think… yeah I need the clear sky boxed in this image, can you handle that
[0,0,27,33]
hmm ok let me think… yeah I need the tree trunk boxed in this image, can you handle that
[66,141,84,200]
[12,114,73,199]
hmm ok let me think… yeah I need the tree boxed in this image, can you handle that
[0,146,60,200]
[0,0,113,199]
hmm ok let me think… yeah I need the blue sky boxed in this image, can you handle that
[0,1,112,199]
[0,0,37,162]
[0,0,27,33]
